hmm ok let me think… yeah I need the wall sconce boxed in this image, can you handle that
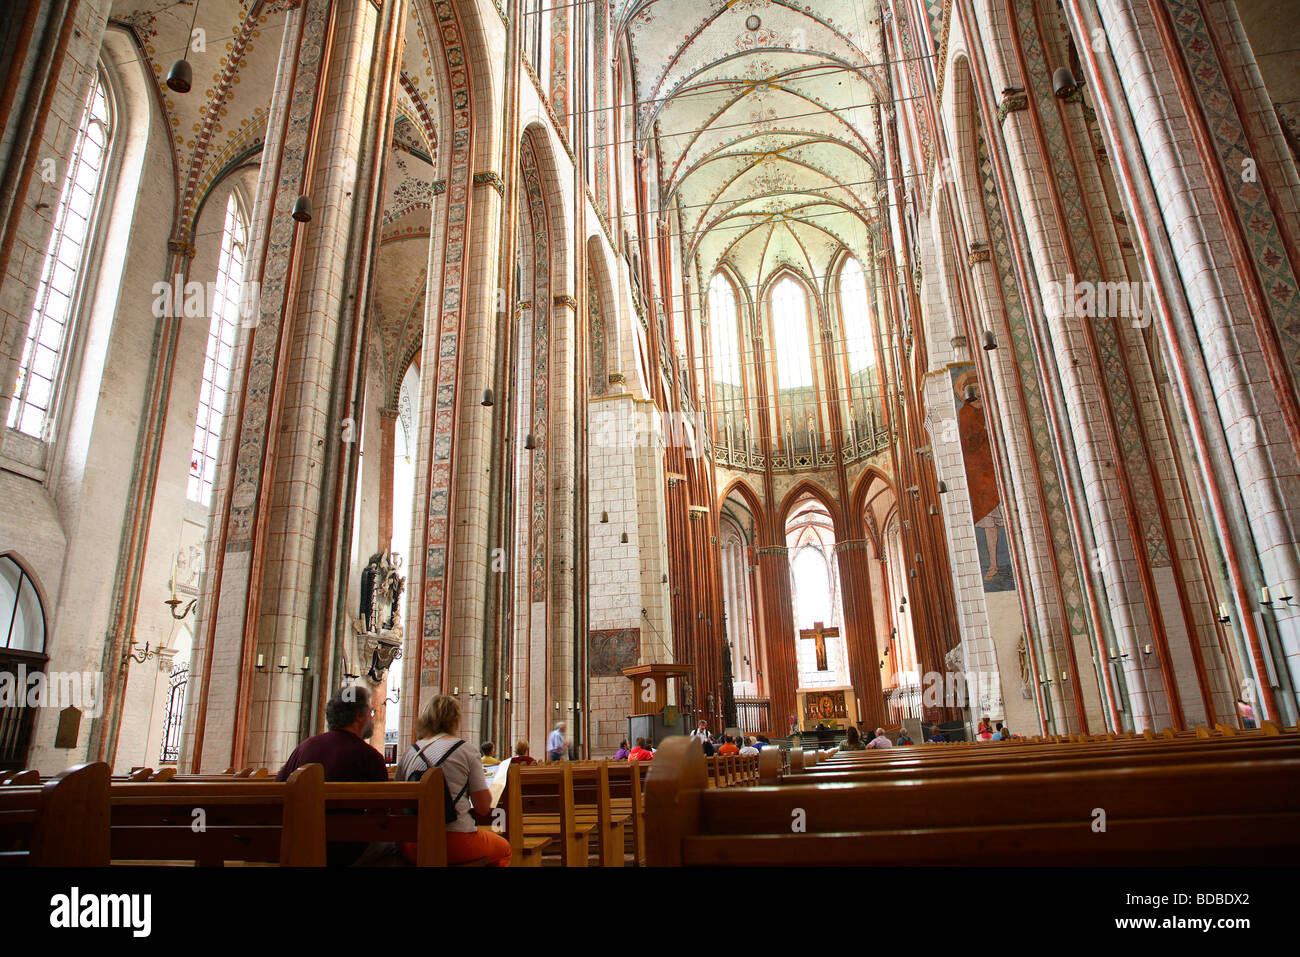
[278,656,289,670]
[937,480,948,494]
[1279,585,1294,604]
[301,656,310,673]
[165,596,198,619]
[600,511,609,523]
[621,532,629,543]
[909,569,917,579]
[554,701,560,711]
[928,504,940,516]
[524,433,536,450]
[982,329,998,351]
[661,574,668,584]
[1142,644,1153,656]
[913,552,922,564]
[1060,670,1069,681]
[1053,66,1080,99]
[291,195,312,223]
[256,654,266,671]
[123,641,159,666]
[1217,603,1230,623]
[1260,586,1272,605]
[963,384,978,404]
[481,389,494,407]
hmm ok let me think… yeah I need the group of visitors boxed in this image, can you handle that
[688,721,768,757]
[976,716,1013,741]
[276,684,512,867]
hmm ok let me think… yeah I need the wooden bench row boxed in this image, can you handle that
[646,729,1300,866]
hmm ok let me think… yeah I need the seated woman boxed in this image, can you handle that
[613,739,630,760]
[397,694,511,866]
[837,725,866,751]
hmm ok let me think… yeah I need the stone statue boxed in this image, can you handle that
[360,550,405,634]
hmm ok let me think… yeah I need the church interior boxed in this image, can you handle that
[1,0,1299,875]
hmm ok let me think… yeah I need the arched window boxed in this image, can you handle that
[791,544,832,628]
[0,557,46,655]
[188,192,248,504]
[771,277,812,389]
[840,256,874,372]
[8,68,113,439]
[709,272,740,386]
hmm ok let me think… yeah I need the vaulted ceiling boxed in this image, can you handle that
[621,0,888,300]
[110,0,437,234]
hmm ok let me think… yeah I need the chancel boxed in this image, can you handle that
[0,0,1297,872]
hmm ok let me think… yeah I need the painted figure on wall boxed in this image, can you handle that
[952,368,1014,592]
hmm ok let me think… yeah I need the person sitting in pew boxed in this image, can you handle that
[738,737,759,756]
[897,729,914,746]
[717,736,740,756]
[480,741,500,766]
[397,694,511,866]
[628,738,655,761]
[838,726,866,751]
[275,684,390,866]
[513,740,537,765]
[614,740,630,760]
[977,716,994,740]
[866,728,893,749]
[927,730,945,743]
[995,725,1011,741]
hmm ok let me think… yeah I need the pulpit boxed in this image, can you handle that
[621,663,693,747]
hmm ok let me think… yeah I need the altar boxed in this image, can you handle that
[795,685,857,731]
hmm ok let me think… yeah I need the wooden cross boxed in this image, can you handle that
[799,621,838,672]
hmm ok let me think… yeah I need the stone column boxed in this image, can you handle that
[1062,0,1300,723]
[184,0,406,772]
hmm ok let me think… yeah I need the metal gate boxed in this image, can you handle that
[159,661,188,764]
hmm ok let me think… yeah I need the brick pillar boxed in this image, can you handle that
[757,544,798,735]
[836,539,885,727]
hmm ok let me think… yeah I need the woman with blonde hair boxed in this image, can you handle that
[396,694,511,866]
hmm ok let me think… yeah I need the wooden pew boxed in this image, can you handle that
[497,762,556,867]
[604,760,645,865]
[512,763,593,866]
[319,769,456,866]
[1,769,39,786]
[646,736,1300,866]
[0,763,110,865]
[109,764,325,865]
[569,761,631,866]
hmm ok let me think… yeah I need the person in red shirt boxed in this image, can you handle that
[513,739,537,765]
[627,737,655,760]
[716,735,740,755]
[275,684,388,865]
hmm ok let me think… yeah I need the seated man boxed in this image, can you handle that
[716,735,740,756]
[276,684,389,866]
[866,727,893,749]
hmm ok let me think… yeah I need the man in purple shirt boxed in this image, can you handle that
[276,684,388,864]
